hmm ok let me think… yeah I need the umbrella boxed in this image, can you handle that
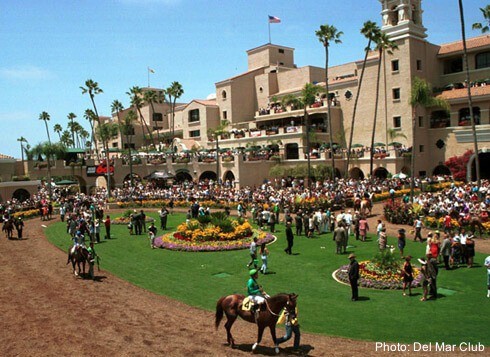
[351,143,364,148]
[387,142,402,147]
[144,171,175,180]
[373,142,386,147]
[55,179,78,186]
[392,172,408,179]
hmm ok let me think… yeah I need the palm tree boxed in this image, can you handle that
[96,122,120,198]
[472,5,490,33]
[345,21,380,178]
[144,89,165,150]
[409,77,449,202]
[369,32,398,179]
[207,119,230,185]
[316,24,343,181]
[60,130,74,148]
[166,81,184,139]
[111,99,125,151]
[387,128,407,144]
[121,110,137,190]
[460,0,481,188]
[67,113,77,147]
[53,124,63,141]
[39,111,53,200]
[80,79,103,158]
[17,137,27,164]
[282,83,325,188]
[84,109,100,159]
[127,86,156,151]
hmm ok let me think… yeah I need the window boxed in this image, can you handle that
[112,143,118,148]
[459,107,481,126]
[189,130,200,138]
[222,111,227,120]
[392,88,401,100]
[391,59,399,72]
[416,59,422,71]
[188,109,200,123]
[419,145,425,153]
[475,51,490,69]
[393,116,401,128]
[124,143,135,149]
[278,49,285,54]
[418,116,424,128]
[443,58,463,74]
[221,90,227,99]
[259,87,263,93]
[430,110,450,128]
[153,113,163,121]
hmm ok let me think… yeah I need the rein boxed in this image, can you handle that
[264,297,289,317]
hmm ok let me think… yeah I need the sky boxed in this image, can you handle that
[0,0,487,159]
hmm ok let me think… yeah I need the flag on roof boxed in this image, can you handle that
[268,15,281,24]
[148,67,155,73]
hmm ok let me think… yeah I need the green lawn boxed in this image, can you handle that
[47,212,489,345]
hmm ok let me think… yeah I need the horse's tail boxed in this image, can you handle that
[215,296,226,330]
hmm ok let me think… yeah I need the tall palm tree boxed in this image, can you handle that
[460,0,481,188]
[369,32,398,179]
[472,5,490,33]
[60,130,74,148]
[53,124,63,141]
[80,79,103,159]
[127,86,156,151]
[316,24,343,181]
[409,77,449,202]
[207,119,230,185]
[144,89,165,150]
[96,122,120,198]
[345,21,380,178]
[121,110,137,190]
[17,137,27,164]
[282,83,325,188]
[111,99,125,151]
[166,81,184,139]
[67,112,77,147]
[84,109,100,159]
[39,111,53,200]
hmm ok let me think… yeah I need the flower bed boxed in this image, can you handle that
[154,229,274,252]
[334,260,422,290]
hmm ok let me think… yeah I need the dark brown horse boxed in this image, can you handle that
[67,246,89,277]
[2,218,14,239]
[215,293,297,353]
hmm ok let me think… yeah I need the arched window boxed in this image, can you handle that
[475,51,490,69]
[221,90,227,99]
[458,107,480,126]
[430,110,450,128]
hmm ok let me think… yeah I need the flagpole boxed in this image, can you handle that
[147,67,150,88]
[268,19,271,43]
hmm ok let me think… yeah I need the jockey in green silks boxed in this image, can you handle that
[247,269,266,309]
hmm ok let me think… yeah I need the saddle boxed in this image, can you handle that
[242,297,254,311]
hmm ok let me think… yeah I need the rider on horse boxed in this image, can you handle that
[247,269,266,317]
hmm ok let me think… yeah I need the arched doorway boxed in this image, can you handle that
[432,164,451,176]
[334,168,341,179]
[223,170,235,184]
[373,167,389,180]
[285,143,299,160]
[349,167,365,180]
[468,152,490,181]
[12,189,30,202]
[175,170,193,183]
[199,171,217,182]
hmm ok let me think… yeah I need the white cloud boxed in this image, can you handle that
[0,66,53,80]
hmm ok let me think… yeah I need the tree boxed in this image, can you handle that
[282,83,325,188]
[17,137,27,164]
[472,5,490,33]
[460,0,481,188]
[80,79,103,159]
[345,21,380,178]
[127,86,156,151]
[445,150,473,181]
[369,32,398,178]
[67,113,77,147]
[166,81,184,140]
[409,77,449,202]
[121,110,137,190]
[60,130,74,148]
[111,99,124,151]
[316,24,343,181]
[207,119,230,185]
[84,109,100,159]
[387,128,407,144]
[53,123,63,141]
[96,121,120,198]
[39,111,53,200]
[144,89,165,150]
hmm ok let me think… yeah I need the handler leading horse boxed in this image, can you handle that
[215,293,297,353]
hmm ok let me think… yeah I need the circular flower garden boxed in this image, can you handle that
[153,211,275,252]
[334,251,422,290]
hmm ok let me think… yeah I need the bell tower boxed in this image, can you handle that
[380,0,427,40]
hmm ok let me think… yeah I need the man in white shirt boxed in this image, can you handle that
[485,255,490,298]
[344,210,353,236]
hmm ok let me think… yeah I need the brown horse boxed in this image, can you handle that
[67,246,89,277]
[360,199,372,216]
[2,219,14,239]
[215,293,297,353]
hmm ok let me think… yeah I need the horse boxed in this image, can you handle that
[67,246,89,277]
[215,293,297,354]
[2,218,14,239]
[469,215,484,238]
[360,199,372,216]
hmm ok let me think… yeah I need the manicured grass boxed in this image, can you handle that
[47,212,490,345]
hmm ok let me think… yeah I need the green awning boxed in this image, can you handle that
[65,148,86,154]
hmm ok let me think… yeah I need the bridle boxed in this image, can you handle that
[264,295,295,317]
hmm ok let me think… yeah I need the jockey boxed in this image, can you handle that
[247,269,266,314]
[71,230,85,254]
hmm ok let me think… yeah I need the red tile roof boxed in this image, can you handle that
[438,35,490,55]
[0,153,14,159]
[437,85,490,100]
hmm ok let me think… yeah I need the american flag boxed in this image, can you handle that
[268,15,281,24]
